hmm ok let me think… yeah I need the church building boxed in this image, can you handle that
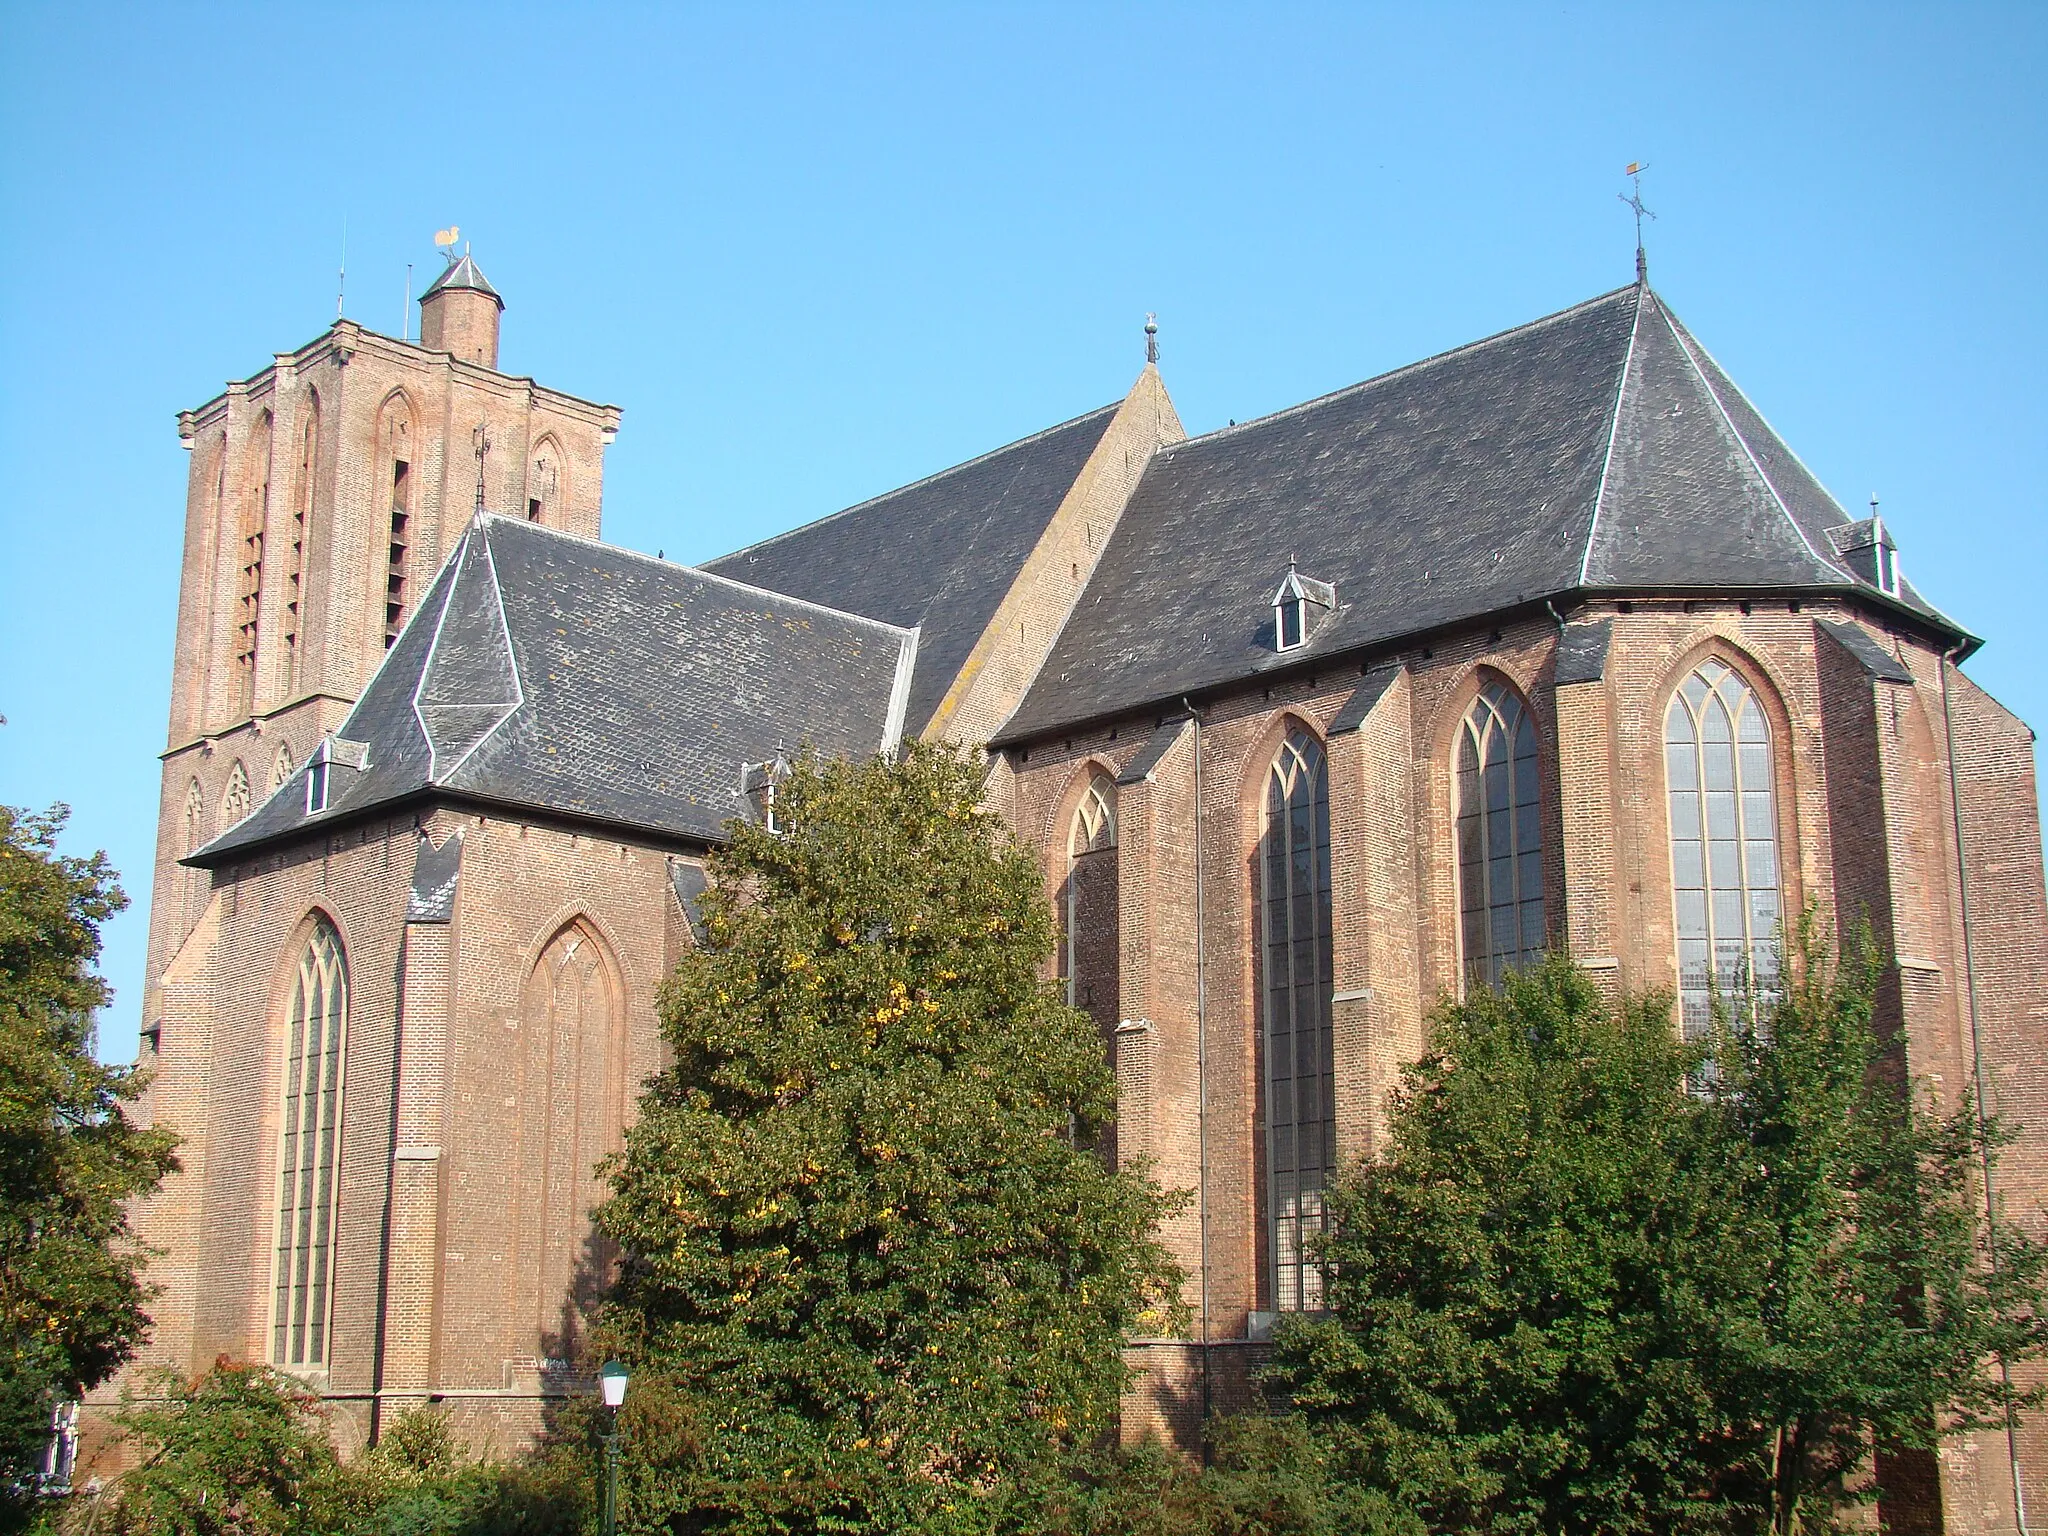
[121,252,2048,1533]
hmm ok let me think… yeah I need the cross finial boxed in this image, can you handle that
[1144,312,1159,365]
[1620,162,1657,285]
[472,423,491,514]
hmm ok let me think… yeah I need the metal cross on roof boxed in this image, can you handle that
[1620,162,1657,284]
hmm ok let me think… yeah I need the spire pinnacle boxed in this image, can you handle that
[1144,312,1159,365]
[1620,162,1656,285]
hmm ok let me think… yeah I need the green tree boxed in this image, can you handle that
[97,1361,332,1536]
[1717,923,2048,1534]
[1262,948,2048,1535]
[1265,960,1754,1535]
[593,744,1185,1533]
[0,805,179,1526]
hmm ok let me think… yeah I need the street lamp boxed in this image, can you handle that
[598,1361,629,1536]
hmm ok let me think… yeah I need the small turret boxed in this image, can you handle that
[418,250,503,369]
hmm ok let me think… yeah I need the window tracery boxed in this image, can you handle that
[222,760,252,827]
[272,917,346,1368]
[1665,659,1782,1035]
[1454,679,1546,989]
[1258,728,1334,1312]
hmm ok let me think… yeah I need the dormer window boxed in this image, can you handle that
[1272,564,1337,653]
[1826,507,1902,599]
[305,736,369,816]
[742,753,792,834]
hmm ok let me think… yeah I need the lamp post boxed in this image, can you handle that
[599,1360,629,1536]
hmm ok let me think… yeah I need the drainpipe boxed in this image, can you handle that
[1182,697,1213,1451]
[1938,641,2030,1536]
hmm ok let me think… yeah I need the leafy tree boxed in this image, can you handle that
[1262,947,2048,1536]
[1265,960,1754,1535]
[1716,922,2048,1533]
[96,1360,332,1535]
[0,806,179,1526]
[593,744,1186,1533]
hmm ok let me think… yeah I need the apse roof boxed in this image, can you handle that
[703,403,1118,733]
[998,284,1961,742]
[190,516,917,864]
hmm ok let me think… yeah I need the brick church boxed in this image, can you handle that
[119,251,2048,1531]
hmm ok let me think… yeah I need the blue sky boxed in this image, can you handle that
[2,3,2042,1063]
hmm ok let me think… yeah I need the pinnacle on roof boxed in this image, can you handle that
[421,250,503,308]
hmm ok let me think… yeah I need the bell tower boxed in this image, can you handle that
[142,250,623,1032]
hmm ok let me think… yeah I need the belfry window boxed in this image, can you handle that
[1455,680,1546,989]
[1665,660,1782,1036]
[1258,728,1335,1312]
[272,917,347,1369]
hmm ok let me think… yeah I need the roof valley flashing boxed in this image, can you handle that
[190,282,1969,865]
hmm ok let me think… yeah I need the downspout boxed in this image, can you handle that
[1938,641,2031,1536]
[1184,697,1213,1451]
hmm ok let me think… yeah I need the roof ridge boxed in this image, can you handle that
[707,402,1120,564]
[423,525,526,785]
[477,514,920,641]
[1651,299,1846,581]
[1174,284,1642,448]
[1578,287,1647,585]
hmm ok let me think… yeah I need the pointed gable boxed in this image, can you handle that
[705,404,1121,733]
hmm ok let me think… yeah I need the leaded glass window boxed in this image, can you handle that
[1258,729,1335,1312]
[273,918,347,1368]
[1665,660,1782,1036]
[1455,680,1546,989]
[1061,774,1118,1012]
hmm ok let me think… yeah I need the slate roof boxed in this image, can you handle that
[421,253,502,305]
[192,516,917,864]
[999,284,1963,742]
[704,404,1118,733]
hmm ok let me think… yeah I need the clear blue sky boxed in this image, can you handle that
[2,3,2042,1064]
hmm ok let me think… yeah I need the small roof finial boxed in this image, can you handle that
[1144,312,1159,366]
[472,422,491,514]
[1620,162,1656,285]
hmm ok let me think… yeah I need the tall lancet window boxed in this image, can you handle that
[273,918,347,1369]
[1455,680,1546,989]
[1258,728,1335,1312]
[1666,659,1782,1036]
[1060,773,1119,1020]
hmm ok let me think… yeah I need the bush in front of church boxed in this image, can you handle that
[590,743,1187,1533]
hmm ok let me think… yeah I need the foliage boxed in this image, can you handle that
[1713,919,2048,1533]
[1263,943,2048,1535]
[592,743,1187,1533]
[82,1367,587,1536]
[0,806,179,1528]
[93,1361,332,1535]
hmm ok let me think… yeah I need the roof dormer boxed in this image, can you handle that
[1826,508,1902,599]
[1272,562,1337,652]
[305,736,370,815]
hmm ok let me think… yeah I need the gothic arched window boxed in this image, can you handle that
[270,743,294,792]
[527,436,565,524]
[1455,679,1546,989]
[272,917,347,1368]
[221,760,251,827]
[183,778,205,854]
[513,919,621,1348]
[1258,728,1335,1312]
[1666,659,1782,1036]
[1058,772,1120,1020]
